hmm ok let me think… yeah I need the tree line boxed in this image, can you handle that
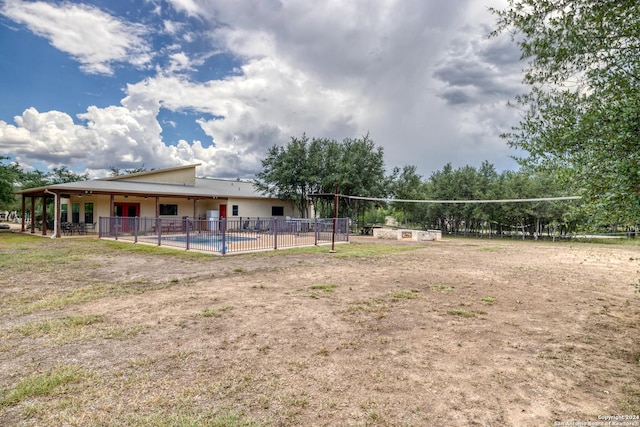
[253,135,595,237]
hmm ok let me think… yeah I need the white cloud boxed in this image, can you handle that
[166,0,203,18]
[0,0,152,75]
[0,0,524,178]
[155,0,523,174]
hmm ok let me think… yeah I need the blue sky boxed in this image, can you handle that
[0,0,523,179]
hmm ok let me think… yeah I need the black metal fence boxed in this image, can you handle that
[98,216,349,255]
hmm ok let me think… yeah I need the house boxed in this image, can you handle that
[17,164,301,238]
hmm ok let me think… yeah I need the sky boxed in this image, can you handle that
[0,0,525,180]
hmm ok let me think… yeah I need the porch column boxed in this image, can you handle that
[155,197,159,218]
[110,195,114,217]
[30,196,35,234]
[21,195,26,232]
[193,198,198,219]
[54,192,61,238]
[41,195,47,236]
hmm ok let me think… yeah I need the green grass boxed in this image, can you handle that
[7,315,144,342]
[0,366,84,407]
[391,289,419,300]
[22,281,173,314]
[481,296,497,304]
[202,306,234,318]
[347,297,387,314]
[10,315,104,339]
[446,309,475,318]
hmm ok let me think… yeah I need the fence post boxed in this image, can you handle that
[134,217,139,243]
[273,218,278,250]
[157,218,162,246]
[221,218,227,255]
[314,217,318,245]
[186,218,190,250]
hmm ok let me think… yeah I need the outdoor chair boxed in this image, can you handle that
[61,222,73,236]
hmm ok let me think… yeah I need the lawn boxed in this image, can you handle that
[1,233,639,426]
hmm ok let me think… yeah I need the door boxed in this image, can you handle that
[219,204,227,219]
[114,203,140,232]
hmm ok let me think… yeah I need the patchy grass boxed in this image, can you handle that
[119,410,266,427]
[21,281,173,314]
[391,289,419,300]
[348,297,387,314]
[619,384,640,414]
[309,284,337,293]
[9,315,104,340]
[202,306,234,318]
[258,242,422,258]
[2,234,638,425]
[6,315,145,342]
[0,366,84,407]
[446,309,475,318]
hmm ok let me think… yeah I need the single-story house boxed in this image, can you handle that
[17,164,302,238]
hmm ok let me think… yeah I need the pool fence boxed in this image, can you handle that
[98,216,349,255]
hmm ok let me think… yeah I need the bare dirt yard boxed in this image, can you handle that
[1,231,639,426]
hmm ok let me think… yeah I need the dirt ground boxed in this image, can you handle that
[1,232,639,426]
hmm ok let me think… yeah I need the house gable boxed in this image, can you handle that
[102,164,198,186]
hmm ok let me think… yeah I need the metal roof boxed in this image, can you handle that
[17,176,273,200]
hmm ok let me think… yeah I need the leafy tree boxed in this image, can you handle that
[254,135,315,218]
[491,0,640,226]
[19,166,88,189]
[389,165,425,226]
[0,156,23,206]
[48,166,89,184]
[254,134,387,218]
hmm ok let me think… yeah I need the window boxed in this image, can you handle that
[84,203,94,223]
[159,204,178,216]
[72,203,80,223]
[61,204,68,222]
[271,206,284,216]
[232,205,239,216]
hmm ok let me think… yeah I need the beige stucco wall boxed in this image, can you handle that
[109,167,196,185]
[225,198,297,219]
[59,195,300,224]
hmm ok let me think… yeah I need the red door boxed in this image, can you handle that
[114,203,140,217]
[114,203,140,232]
[219,204,227,219]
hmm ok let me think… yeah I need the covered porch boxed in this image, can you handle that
[17,187,225,239]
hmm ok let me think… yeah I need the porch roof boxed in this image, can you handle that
[17,177,270,200]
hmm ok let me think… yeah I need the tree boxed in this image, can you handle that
[254,134,387,218]
[492,0,640,226]
[389,165,425,226]
[0,156,23,206]
[254,135,315,218]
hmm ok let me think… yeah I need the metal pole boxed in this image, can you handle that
[331,182,338,252]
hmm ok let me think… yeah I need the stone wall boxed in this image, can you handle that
[373,228,442,241]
